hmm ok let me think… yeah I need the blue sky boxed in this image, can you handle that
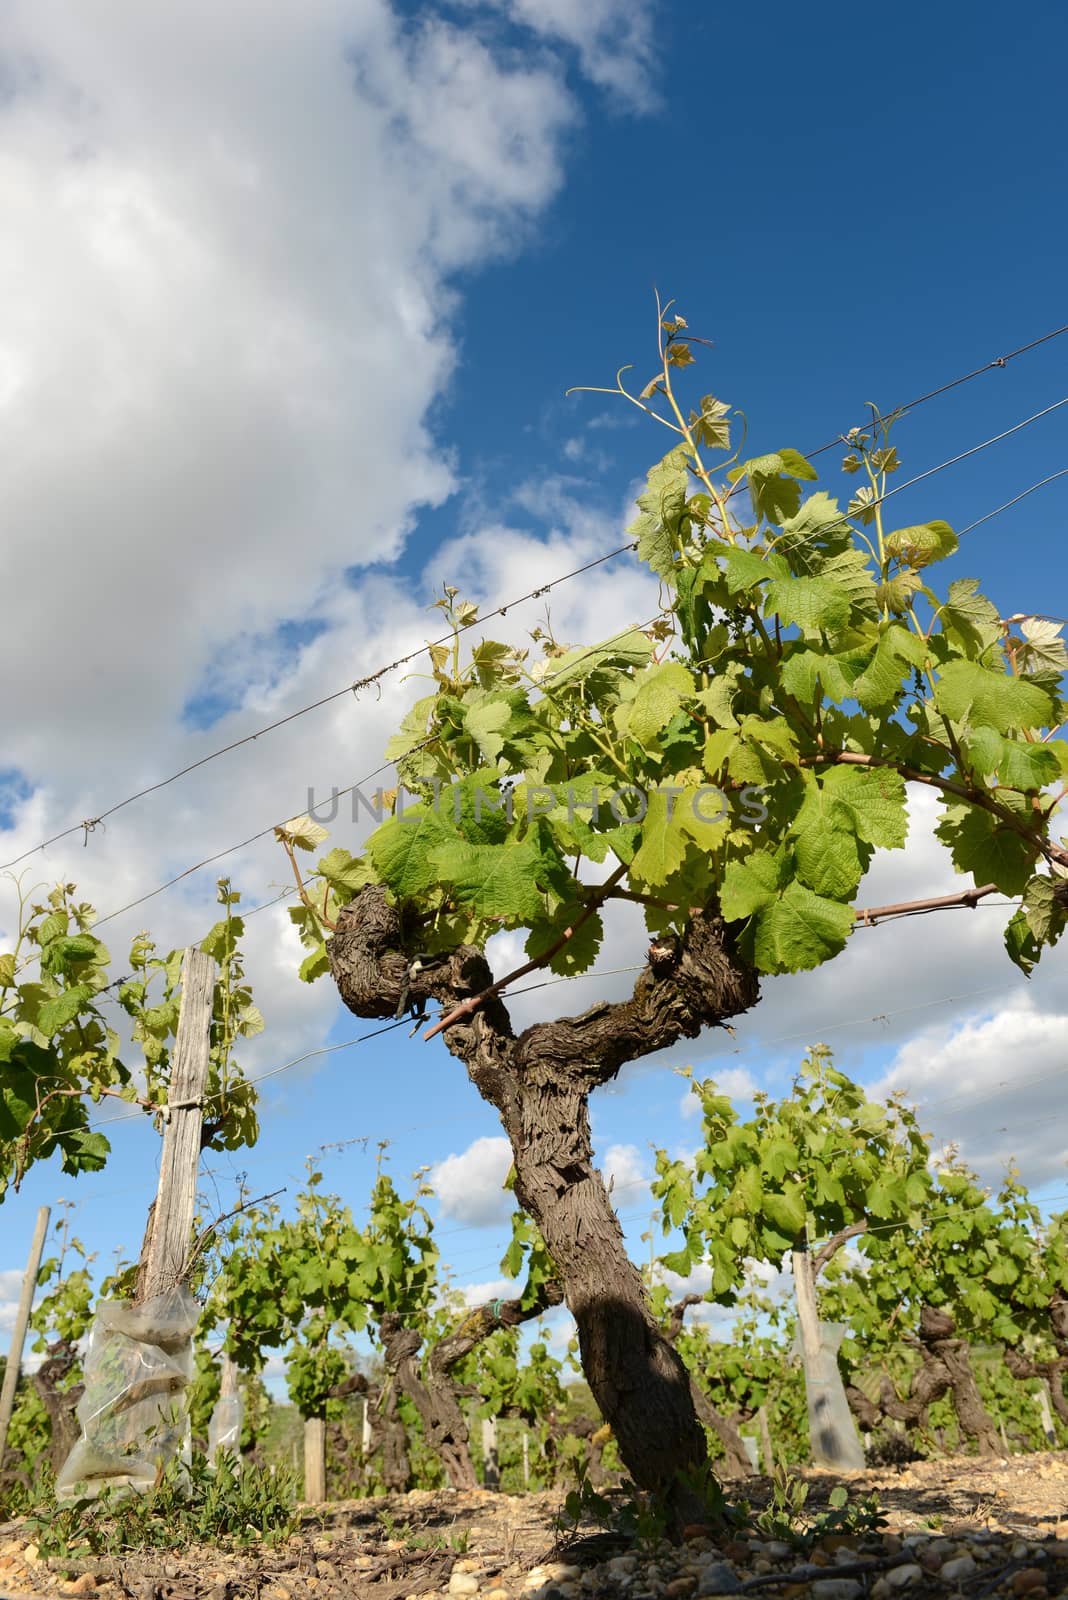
[2,0,1067,1368]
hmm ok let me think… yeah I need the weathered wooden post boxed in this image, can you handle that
[1036,1380,1056,1446]
[757,1403,774,1476]
[54,950,215,1500]
[304,1417,326,1503]
[136,948,215,1301]
[481,1415,499,1488]
[0,1205,51,1465]
[792,1245,865,1470]
[208,1354,242,1464]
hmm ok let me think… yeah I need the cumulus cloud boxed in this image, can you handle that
[678,789,1065,1105]
[455,1276,513,1308]
[429,1135,514,1227]
[871,997,1068,1191]
[652,1261,734,1333]
[680,1067,757,1118]
[0,1269,28,1338]
[0,0,662,1105]
[602,1142,648,1200]
[0,1,578,782]
[456,0,659,107]
[0,1269,23,1301]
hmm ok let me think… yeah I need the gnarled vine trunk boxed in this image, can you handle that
[1005,1345,1068,1425]
[380,1314,478,1489]
[663,1294,754,1479]
[381,1274,564,1489]
[328,886,759,1516]
[377,1380,412,1491]
[845,1306,999,1455]
[31,1340,83,1472]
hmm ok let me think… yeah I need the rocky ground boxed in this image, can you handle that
[2,1452,1067,1600]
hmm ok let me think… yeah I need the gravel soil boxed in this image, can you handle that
[1,1451,1067,1600]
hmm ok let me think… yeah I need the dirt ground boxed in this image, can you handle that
[2,1451,1068,1600]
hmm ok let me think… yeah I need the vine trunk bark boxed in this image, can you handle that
[845,1307,999,1455]
[377,1381,411,1492]
[380,1279,564,1490]
[380,1315,477,1489]
[31,1341,83,1473]
[327,886,759,1521]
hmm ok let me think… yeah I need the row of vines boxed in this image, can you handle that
[3,314,1068,1524]
[4,1023,1068,1513]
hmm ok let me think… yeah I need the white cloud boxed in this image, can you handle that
[689,790,1066,1084]
[602,1142,647,1199]
[0,1269,23,1301]
[871,997,1068,1191]
[0,1270,26,1337]
[456,0,658,107]
[0,2,662,1120]
[542,1302,577,1356]
[455,1276,513,1308]
[0,2,580,785]
[430,1135,514,1227]
[680,1067,757,1118]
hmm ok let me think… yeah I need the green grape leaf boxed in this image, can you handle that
[278,814,330,853]
[781,645,869,704]
[819,765,908,849]
[732,450,818,525]
[852,625,927,712]
[793,825,865,898]
[934,660,1055,732]
[764,1184,806,1240]
[385,694,437,765]
[57,1127,110,1177]
[970,734,1062,791]
[689,394,732,451]
[318,848,374,894]
[748,883,854,972]
[524,905,603,976]
[776,492,852,563]
[1015,616,1068,675]
[935,803,1038,896]
[54,935,100,968]
[461,695,512,762]
[545,628,654,689]
[628,446,691,580]
[299,945,330,983]
[630,789,693,886]
[934,579,1003,656]
[617,661,695,749]
[725,547,789,595]
[430,833,551,922]
[37,985,94,1037]
[765,575,851,632]
[368,805,458,901]
[720,851,790,919]
[885,521,958,569]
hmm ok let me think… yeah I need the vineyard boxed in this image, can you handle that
[2,314,1068,1599]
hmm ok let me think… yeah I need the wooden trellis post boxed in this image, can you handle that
[481,1416,499,1488]
[136,948,215,1301]
[757,1403,774,1476]
[304,1417,326,1503]
[792,1246,865,1470]
[0,1206,51,1465]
